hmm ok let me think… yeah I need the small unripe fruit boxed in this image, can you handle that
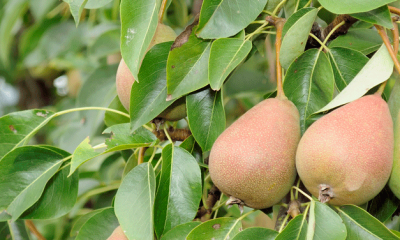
[209,97,300,209]
[296,94,393,205]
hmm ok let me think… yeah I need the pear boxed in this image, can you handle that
[116,23,186,121]
[388,99,400,198]
[296,93,393,205]
[209,97,300,209]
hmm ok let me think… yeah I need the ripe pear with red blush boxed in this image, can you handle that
[296,93,393,205]
[209,95,300,209]
[116,23,187,121]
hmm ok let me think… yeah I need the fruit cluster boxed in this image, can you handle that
[209,91,395,209]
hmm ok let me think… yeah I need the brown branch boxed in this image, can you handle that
[376,24,400,74]
[158,0,169,23]
[25,220,46,240]
[138,147,148,165]
[266,16,287,99]
[322,15,357,42]
[196,185,221,221]
[389,6,400,16]
[153,127,192,141]
[306,22,323,49]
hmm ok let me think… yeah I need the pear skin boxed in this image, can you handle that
[209,97,300,209]
[296,94,393,205]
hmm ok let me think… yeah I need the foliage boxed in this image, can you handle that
[0,0,400,239]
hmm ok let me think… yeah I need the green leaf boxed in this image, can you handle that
[103,123,157,152]
[389,78,400,199]
[318,0,396,14]
[280,8,318,69]
[284,0,310,18]
[209,39,252,90]
[104,96,130,127]
[69,137,101,176]
[99,153,124,184]
[160,222,201,240]
[21,149,78,220]
[350,5,393,29]
[76,207,119,240]
[77,64,118,136]
[71,208,107,236]
[130,42,180,131]
[69,124,156,175]
[309,202,347,240]
[196,0,268,39]
[154,144,202,237]
[85,0,113,9]
[283,49,334,134]
[275,214,307,240]
[63,0,89,26]
[0,109,55,160]
[29,0,57,22]
[232,227,278,240]
[187,88,225,152]
[328,47,369,91]
[115,163,156,240]
[338,205,399,239]
[120,0,160,81]
[187,217,242,240]
[368,185,400,223]
[167,27,212,100]
[0,222,9,239]
[328,28,383,55]
[179,135,203,164]
[0,146,67,221]
[317,44,393,113]
[0,0,29,67]
[88,29,120,59]
[7,220,30,240]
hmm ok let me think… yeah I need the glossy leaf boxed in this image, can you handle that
[338,205,399,239]
[103,123,157,152]
[85,0,113,9]
[196,0,268,39]
[69,137,101,176]
[284,0,310,18]
[209,39,252,90]
[160,222,201,240]
[179,135,203,164]
[328,47,369,91]
[76,207,119,240]
[130,42,179,131]
[275,214,307,240]
[0,0,28,67]
[71,208,107,236]
[328,29,383,55]
[283,49,334,134]
[368,186,400,223]
[154,144,202,237]
[309,202,347,240]
[21,150,78,220]
[104,96,130,127]
[317,44,393,113]
[232,227,278,240]
[187,88,225,152]
[120,0,160,81]
[0,146,66,221]
[280,8,318,69]
[167,27,212,100]
[350,5,393,29]
[115,163,156,240]
[7,220,30,240]
[318,0,396,14]
[63,0,88,26]
[0,109,55,160]
[187,217,242,240]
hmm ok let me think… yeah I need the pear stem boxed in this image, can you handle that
[266,16,286,99]
[158,0,168,23]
